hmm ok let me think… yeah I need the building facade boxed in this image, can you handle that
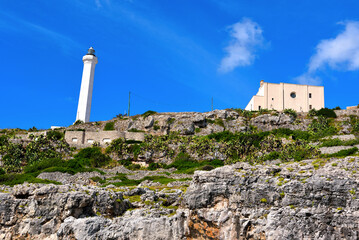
[245,80,324,112]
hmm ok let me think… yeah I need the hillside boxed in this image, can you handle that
[0,107,359,239]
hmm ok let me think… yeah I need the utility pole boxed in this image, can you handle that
[211,97,213,111]
[128,91,131,116]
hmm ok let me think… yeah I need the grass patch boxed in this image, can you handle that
[104,122,115,131]
[128,128,145,133]
[0,172,60,186]
[165,152,224,174]
[0,152,107,186]
[324,147,358,158]
[320,138,359,147]
[104,173,191,187]
[142,110,157,119]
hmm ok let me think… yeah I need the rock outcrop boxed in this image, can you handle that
[2,156,359,239]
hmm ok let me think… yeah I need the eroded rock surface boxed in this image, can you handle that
[2,157,359,239]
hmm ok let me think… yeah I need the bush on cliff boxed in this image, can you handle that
[74,147,111,168]
[325,147,358,158]
[165,152,224,174]
[142,110,157,119]
[104,122,115,131]
[308,108,337,118]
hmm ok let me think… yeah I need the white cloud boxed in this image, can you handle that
[219,18,265,73]
[309,21,359,72]
[296,21,359,85]
[294,73,322,85]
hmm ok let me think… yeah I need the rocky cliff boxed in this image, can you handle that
[2,156,359,239]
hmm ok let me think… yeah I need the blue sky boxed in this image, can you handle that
[1,0,359,129]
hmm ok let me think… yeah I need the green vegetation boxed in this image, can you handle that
[104,122,115,131]
[308,116,337,139]
[167,118,175,125]
[316,108,337,118]
[46,130,64,140]
[324,147,358,158]
[320,138,359,147]
[128,128,145,133]
[0,156,104,186]
[75,147,111,168]
[0,134,70,173]
[283,109,297,119]
[349,115,359,133]
[105,173,191,187]
[260,198,267,203]
[142,110,157,119]
[308,108,337,118]
[164,152,224,174]
[73,120,84,125]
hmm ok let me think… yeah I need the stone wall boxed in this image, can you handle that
[125,132,145,142]
[335,109,359,117]
[65,130,125,147]
[64,130,145,147]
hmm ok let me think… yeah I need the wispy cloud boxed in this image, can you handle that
[296,21,359,84]
[0,11,81,54]
[219,18,265,73]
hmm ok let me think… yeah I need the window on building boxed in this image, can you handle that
[272,98,274,100]
[87,139,94,144]
[103,138,111,143]
[309,105,312,110]
[309,93,312,98]
[72,138,78,143]
[258,106,261,110]
[290,92,296,98]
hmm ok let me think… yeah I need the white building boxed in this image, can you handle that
[245,80,324,112]
[76,47,98,123]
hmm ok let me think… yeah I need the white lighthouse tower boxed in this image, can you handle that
[76,47,98,123]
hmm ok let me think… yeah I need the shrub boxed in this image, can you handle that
[350,116,359,133]
[147,162,161,170]
[24,158,64,173]
[279,140,319,162]
[28,126,38,132]
[104,122,115,131]
[167,118,175,125]
[142,110,157,119]
[214,119,225,128]
[0,173,60,186]
[309,116,337,138]
[283,109,297,119]
[166,152,223,174]
[320,138,342,147]
[262,151,280,161]
[201,165,215,171]
[316,108,337,118]
[333,106,341,110]
[46,130,64,140]
[0,168,5,175]
[74,120,84,125]
[128,164,141,170]
[118,158,132,167]
[75,147,111,168]
[327,147,358,158]
[128,128,144,132]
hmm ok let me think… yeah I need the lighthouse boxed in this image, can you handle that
[76,47,98,123]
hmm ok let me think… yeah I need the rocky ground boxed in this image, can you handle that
[2,156,359,239]
[67,110,307,136]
